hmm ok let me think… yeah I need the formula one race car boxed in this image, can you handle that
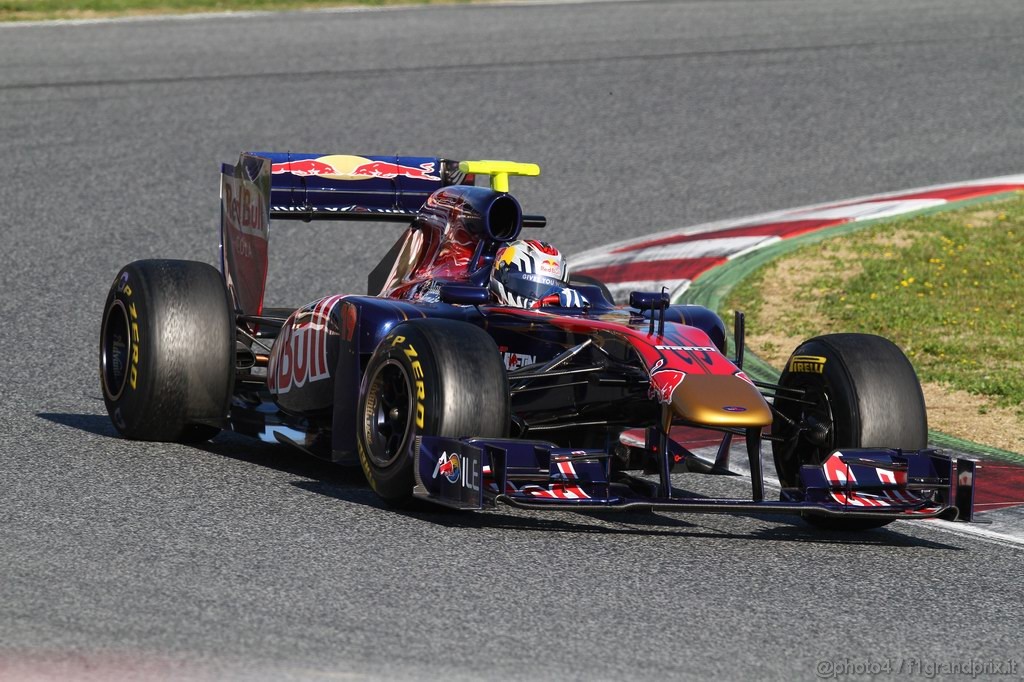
[99,153,977,529]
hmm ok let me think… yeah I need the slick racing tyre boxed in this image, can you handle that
[100,259,234,443]
[770,333,927,530]
[356,318,510,505]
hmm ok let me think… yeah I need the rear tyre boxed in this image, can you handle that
[356,319,510,505]
[99,259,234,443]
[770,333,927,530]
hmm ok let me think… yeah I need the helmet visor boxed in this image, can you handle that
[500,270,562,305]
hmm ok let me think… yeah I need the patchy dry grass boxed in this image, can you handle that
[725,192,1024,453]
[0,0,466,21]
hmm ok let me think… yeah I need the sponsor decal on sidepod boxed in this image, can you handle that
[268,295,343,394]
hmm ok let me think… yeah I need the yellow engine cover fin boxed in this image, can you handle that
[459,160,540,193]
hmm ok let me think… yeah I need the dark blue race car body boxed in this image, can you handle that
[100,152,977,528]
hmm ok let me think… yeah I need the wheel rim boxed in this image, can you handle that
[363,359,415,468]
[101,299,132,401]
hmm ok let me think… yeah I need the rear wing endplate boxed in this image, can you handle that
[219,151,466,316]
[220,153,271,317]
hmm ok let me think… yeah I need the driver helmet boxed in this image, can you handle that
[490,239,568,308]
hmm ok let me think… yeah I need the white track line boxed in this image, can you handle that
[920,518,1024,550]
[574,173,1024,260]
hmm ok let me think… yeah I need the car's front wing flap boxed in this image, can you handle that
[412,436,977,521]
[796,448,977,521]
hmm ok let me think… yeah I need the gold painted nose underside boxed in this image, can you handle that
[670,374,773,427]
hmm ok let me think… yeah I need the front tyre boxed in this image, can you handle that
[99,259,234,443]
[771,333,927,530]
[356,319,510,505]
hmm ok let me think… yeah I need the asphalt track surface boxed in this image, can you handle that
[3,1,1024,679]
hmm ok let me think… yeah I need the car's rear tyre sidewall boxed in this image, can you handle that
[771,333,927,530]
[99,259,234,443]
[356,319,510,505]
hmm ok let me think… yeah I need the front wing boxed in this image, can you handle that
[413,436,977,522]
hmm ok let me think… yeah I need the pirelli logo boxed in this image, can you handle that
[789,355,827,374]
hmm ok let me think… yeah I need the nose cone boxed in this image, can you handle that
[671,374,773,427]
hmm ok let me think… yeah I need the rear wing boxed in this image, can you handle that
[219,152,544,318]
[252,152,468,222]
[219,152,468,317]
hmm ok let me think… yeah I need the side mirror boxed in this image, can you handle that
[628,290,670,311]
[629,290,671,336]
[439,284,490,306]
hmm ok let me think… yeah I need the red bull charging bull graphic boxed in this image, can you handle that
[271,155,441,181]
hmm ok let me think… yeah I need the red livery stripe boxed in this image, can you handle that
[611,219,844,254]
[575,257,726,284]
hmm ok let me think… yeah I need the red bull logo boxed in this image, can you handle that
[222,182,266,236]
[271,155,441,181]
[539,257,562,277]
[269,159,339,177]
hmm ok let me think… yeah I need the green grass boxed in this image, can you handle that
[1,0,462,21]
[726,192,1024,414]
